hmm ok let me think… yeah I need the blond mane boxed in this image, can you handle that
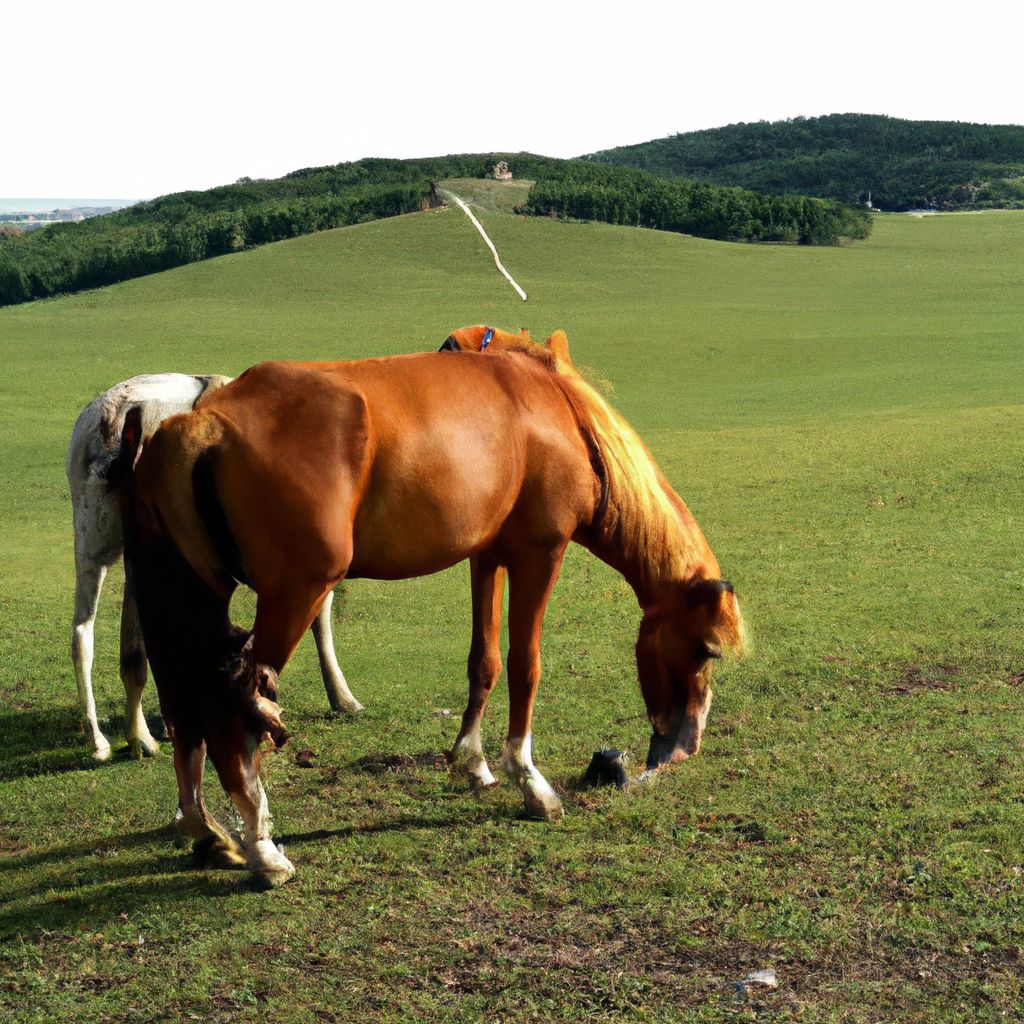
[444,325,712,586]
[555,375,718,588]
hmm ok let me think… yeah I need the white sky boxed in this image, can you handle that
[5,0,1024,199]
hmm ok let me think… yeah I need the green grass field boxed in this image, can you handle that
[1,206,1023,1022]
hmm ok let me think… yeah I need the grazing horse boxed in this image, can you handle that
[69,373,362,760]
[115,349,744,884]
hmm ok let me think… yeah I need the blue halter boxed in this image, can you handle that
[480,327,495,350]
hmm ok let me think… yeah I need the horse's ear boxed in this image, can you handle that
[251,694,289,750]
[105,405,144,493]
[255,663,279,701]
[545,330,573,365]
[123,405,143,458]
[683,578,745,656]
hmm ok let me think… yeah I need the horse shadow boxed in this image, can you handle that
[0,707,164,782]
[0,830,248,941]
[0,803,507,940]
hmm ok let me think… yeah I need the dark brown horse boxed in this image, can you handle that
[117,347,743,884]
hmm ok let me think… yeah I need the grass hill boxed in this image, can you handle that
[583,113,1024,211]
[3,203,1024,1018]
[0,153,870,308]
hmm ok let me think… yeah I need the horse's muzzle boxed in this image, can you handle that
[646,731,691,769]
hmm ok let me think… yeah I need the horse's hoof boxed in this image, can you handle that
[524,793,564,822]
[462,760,499,790]
[139,735,161,756]
[468,764,499,791]
[327,690,364,714]
[192,836,246,870]
[247,840,296,886]
[129,737,160,760]
[91,743,112,763]
[447,747,497,790]
[253,864,297,889]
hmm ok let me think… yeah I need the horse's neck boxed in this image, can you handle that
[577,483,716,606]
[576,529,653,603]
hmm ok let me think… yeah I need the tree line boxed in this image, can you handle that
[0,183,431,306]
[584,114,1024,211]
[522,169,870,244]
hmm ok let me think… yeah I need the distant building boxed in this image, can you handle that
[0,206,114,228]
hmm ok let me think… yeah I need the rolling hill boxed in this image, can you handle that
[0,152,870,308]
[583,113,1024,211]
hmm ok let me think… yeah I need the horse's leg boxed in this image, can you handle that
[119,576,160,757]
[202,580,341,884]
[449,555,505,788]
[252,575,346,676]
[72,556,111,761]
[171,734,245,869]
[500,547,567,821]
[310,588,363,713]
[205,738,295,885]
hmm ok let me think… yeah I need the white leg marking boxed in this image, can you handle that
[501,734,563,821]
[72,564,111,761]
[311,591,363,713]
[125,697,159,756]
[450,724,497,788]
[235,778,295,884]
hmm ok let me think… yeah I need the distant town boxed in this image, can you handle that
[0,200,136,232]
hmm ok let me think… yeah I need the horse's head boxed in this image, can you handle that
[439,324,532,353]
[439,325,579,377]
[217,645,289,757]
[636,578,744,770]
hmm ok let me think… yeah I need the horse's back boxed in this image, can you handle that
[183,355,600,581]
[305,355,598,564]
[68,373,229,484]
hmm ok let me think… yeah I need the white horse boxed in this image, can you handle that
[68,372,363,761]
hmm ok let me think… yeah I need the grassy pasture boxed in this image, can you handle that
[437,178,534,215]
[1,207,1023,1021]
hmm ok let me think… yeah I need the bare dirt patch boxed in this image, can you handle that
[886,663,963,696]
[355,752,448,775]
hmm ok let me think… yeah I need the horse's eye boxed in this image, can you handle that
[695,641,723,662]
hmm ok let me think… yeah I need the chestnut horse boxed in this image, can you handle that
[116,348,743,884]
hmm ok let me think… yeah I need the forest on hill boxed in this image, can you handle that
[583,114,1024,211]
[0,154,869,307]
